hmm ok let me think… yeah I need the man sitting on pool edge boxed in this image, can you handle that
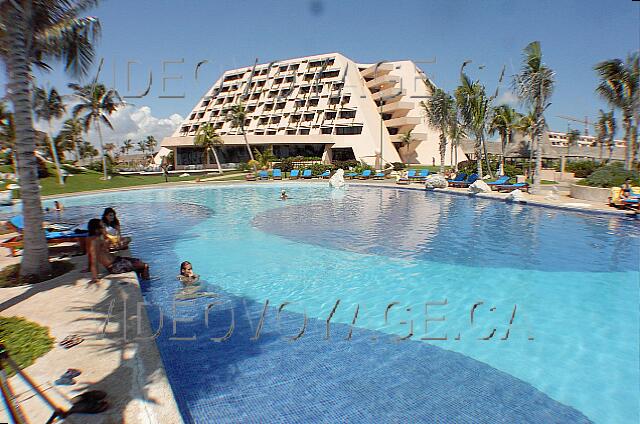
[87,218,150,283]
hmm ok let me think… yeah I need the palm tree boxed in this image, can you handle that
[58,117,84,163]
[122,139,133,155]
[194,123,224,174]
[137,140,146,155]
[594,53,639,170]
[0,1,101,278]
[513,41,555,194]
[603,111,617,162]
[565,129,581,159]
[489,104,520,175]
[447,109,466,171]
[226,104,255,164]
[515,110,537,179]
[254,146,276,169]
[422,88,455,174]
[144,135,157,154]
[398,130,416,163]
[69,82,123,180]
[0,101,17,170]
[33,86,66,184]
[455,71,492,178]
[104,142,116,158]
[80,141,98,161]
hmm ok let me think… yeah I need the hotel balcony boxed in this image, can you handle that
[371,87,405,102]
[360,63,394,78]
[380,102,413,113]
[384,116,421,127]
[366,74,400,90]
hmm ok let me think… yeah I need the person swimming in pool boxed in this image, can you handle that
[87,218,149,282]
[178,261,199,283]
[175,261,218,300]
[280,190,288,200]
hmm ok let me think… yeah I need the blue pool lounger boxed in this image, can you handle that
[258,170,269,180]
[289,169,300,179]
[406,169,418,180]
[487,176,511,189]
[417,169,430,180]
[302,169,313,179]
[359,169,372,179]
[452,173,479,188]
[345,171,358,179]
[496,182,530,192]
[373,171,385,180]
[447,173,467,185]
[272,169,282,180]
[319,170,330,179]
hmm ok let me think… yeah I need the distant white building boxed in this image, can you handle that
[161,52,463,170]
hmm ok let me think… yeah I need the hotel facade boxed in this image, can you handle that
[161,53,462,170]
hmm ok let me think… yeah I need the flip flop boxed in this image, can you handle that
[59,335,84,349]
[60,368,81,379]
[54,376,75,386]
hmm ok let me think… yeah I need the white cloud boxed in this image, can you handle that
[35,105,183,150]
[495,90,519,106]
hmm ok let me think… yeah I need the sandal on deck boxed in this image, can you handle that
[59,335,84,349]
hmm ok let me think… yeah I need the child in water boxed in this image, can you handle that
[280,190,288,200]
[178,261,199,283]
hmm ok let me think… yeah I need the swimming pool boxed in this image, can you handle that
[51,184,639,423]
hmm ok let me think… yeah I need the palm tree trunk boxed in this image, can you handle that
[454,142,458,171]
[623,118,632,170]
[475,138,483,178]
[211,147,223,174]
[96,122,108,179]
[240,125,255,167]
[527,135,534,179]
[450,142,454,168]
[74,138,81,164]
[439,133,446,175]
[532,130,543,195]
[6,9,51,278]
[501,134,506,176]
[599,140,604,164]
[482,136,493,178]
[47,121,65,185]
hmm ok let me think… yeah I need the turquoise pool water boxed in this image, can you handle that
[52,184,639,423]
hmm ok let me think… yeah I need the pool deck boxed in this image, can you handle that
[0,177,633,423]
[0,255,182,424]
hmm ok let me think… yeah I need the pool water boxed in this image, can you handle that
[52,184,639,423]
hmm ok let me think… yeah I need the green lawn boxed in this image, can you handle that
[6,164,245,197]
[0,316,54,377]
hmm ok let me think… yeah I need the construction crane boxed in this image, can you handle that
[555,115,594,136]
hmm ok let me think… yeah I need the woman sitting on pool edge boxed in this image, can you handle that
[87,218,149,282]
[102,207,131,251]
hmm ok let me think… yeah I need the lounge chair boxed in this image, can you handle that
[487,176,511,190]
[258,170,269,180]
[417,169,430,180]
[358,170,372,179]
[302,169,313,179]
[496,182,529,193]
[373,171,385,180]
[2,216,88,256]
[447,173,467,186]
[319,170,330,179]
[406,169,418,180]
[345,171,358,179]
[272,169,282,180]
[452,173,479,188]
[289,169,300,179]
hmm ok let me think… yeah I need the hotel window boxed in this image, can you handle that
[264,104,274,111]
[300,86,310,94]
[201,100,210,108]
[295,99,305,108]
[214,123,223,129]
[216,98,224,105]
[271,117,281,124]
[259,118,269,125]
[321,127,332,135]
[247,105,257,112]
[244,119,251,127]
[329,96,340,105]
[304,73,315,81]
[304,113,314,122]
[335,126,362,135]
[267,130,277,135]
[388,128,399,135]
[180,126,190,134]
[298,128,311,135]
[341,95,351,104]
[321,70,339,79]
[286,76,295,83]
[274,77,283,84]
[290,64,300,71]
[338,110,356,119]
[276,102,286,110]
[311,85,323,93]
[290,115,301,123]
[257,81,266,87]
[279,65,288,72]
[325,111,337,120]
[197,112,205,119]
[190,113,196,120]
[191,124,200,132]
[286,129,297,135]
[332,82,344,91]
[308,99,319,107]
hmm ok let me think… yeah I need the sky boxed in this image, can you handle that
[1,0,639,146]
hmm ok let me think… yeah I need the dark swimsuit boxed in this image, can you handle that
[107,256,135,274]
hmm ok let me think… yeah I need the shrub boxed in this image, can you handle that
[274,158,294,172]
[456,160,477,176]
[565,160,601,178]
[503,164,524,178]
[392,162,406,171]
[87,155,116,174]
[582,163,640,188]
[333,160,359,170]
[354,161,374,173]
[310,163,334,175]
